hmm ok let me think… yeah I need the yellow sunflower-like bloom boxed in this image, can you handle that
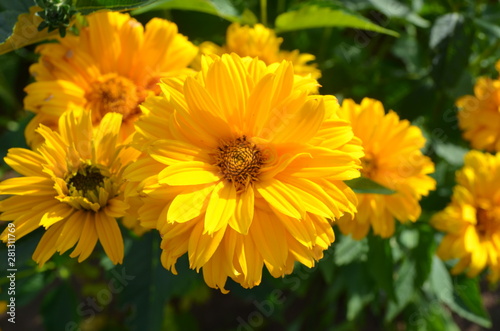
[127,54,363,292]
[24,11,198,147]
[431,151,500,282]
[456,62,500,152]
[196,23,320,80]
[0,110,140,265]
[336,98,436,239]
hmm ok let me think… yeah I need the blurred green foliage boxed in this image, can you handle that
[1,0,500,330]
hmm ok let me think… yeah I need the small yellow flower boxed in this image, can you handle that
[196,23,320,80]
[336,98,436,239]
[0,110,139,265]
[431,151,500,282]
[24,11,198,147]
[456,61,500,152]
[127,54,363,292]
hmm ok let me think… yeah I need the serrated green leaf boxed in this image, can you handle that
[274,5,399,37]
[430,257,492,328]
[345,177,396,195]
[131,0,252,23]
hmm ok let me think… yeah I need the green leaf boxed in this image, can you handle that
[430,13,473,88]
[41,280,79,331]
[366,0,429,28]
[274,5,399,37]
[453,275,491,327]
[333,234,368,266]
[410,225,435,288]
[385,259,416,322]
[429,257,492,328]
[74,0,159,14]
[132,0,256,24]
[345,177,396,195]
[434,142,467,167]
[474,18,500,38]
[367,235,395,300]
[344,263,375,320]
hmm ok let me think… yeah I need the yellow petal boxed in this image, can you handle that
[95,213,124,264]
[158,161,220,186]
[204,181,237,234]
[167,184,215,223]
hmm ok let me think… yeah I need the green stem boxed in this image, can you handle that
[260,0,268,26]
[277,0,286,15]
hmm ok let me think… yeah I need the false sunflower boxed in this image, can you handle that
[336,98,436,239]
[456,61,500,152]
[431,151,500,282]
[128,53,363,292]
[196,23,320,80]
[0,110,139,265]
[24,11,198,147]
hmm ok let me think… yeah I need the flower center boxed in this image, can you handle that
[214,136,265,192]
[67,166,105,201]
[476,208,493,237]
[86,73,146,123]
[361,154,376,178]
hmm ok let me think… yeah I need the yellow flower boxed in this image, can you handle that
[24,11,198,147]
[128,54,363,292]
[0,110,139,265]
[456,63,500,152]
[336,98,436,239]
[196,23,320,80]
[431,151,500,282]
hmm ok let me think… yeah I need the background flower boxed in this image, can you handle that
[195,23,320,79]
[432,151,500,282]
[456,62,500,152]
[336,98,436,239]
[23,10,198,146]
[0,110,139,264]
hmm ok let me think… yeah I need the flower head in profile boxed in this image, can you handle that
[431,151,500,282]
[128,53,363,292]
[336,98,436,239]
[0,110,139,265]
[196,23,320,80]
[456,61,500,152]
[24,11,198,146]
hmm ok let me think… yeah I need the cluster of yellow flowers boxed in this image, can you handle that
[0,11,438,292]
[430,63,500,282]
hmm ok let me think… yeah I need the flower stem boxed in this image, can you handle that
[260,0,268,26]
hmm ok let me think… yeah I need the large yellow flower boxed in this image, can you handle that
[127,54,363,292]
[24,11,198,147]
[196,23,320,80]
[0,110,139,265]
[431,151,500,282]
[336,98,436,239]
[456,62,500,152]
